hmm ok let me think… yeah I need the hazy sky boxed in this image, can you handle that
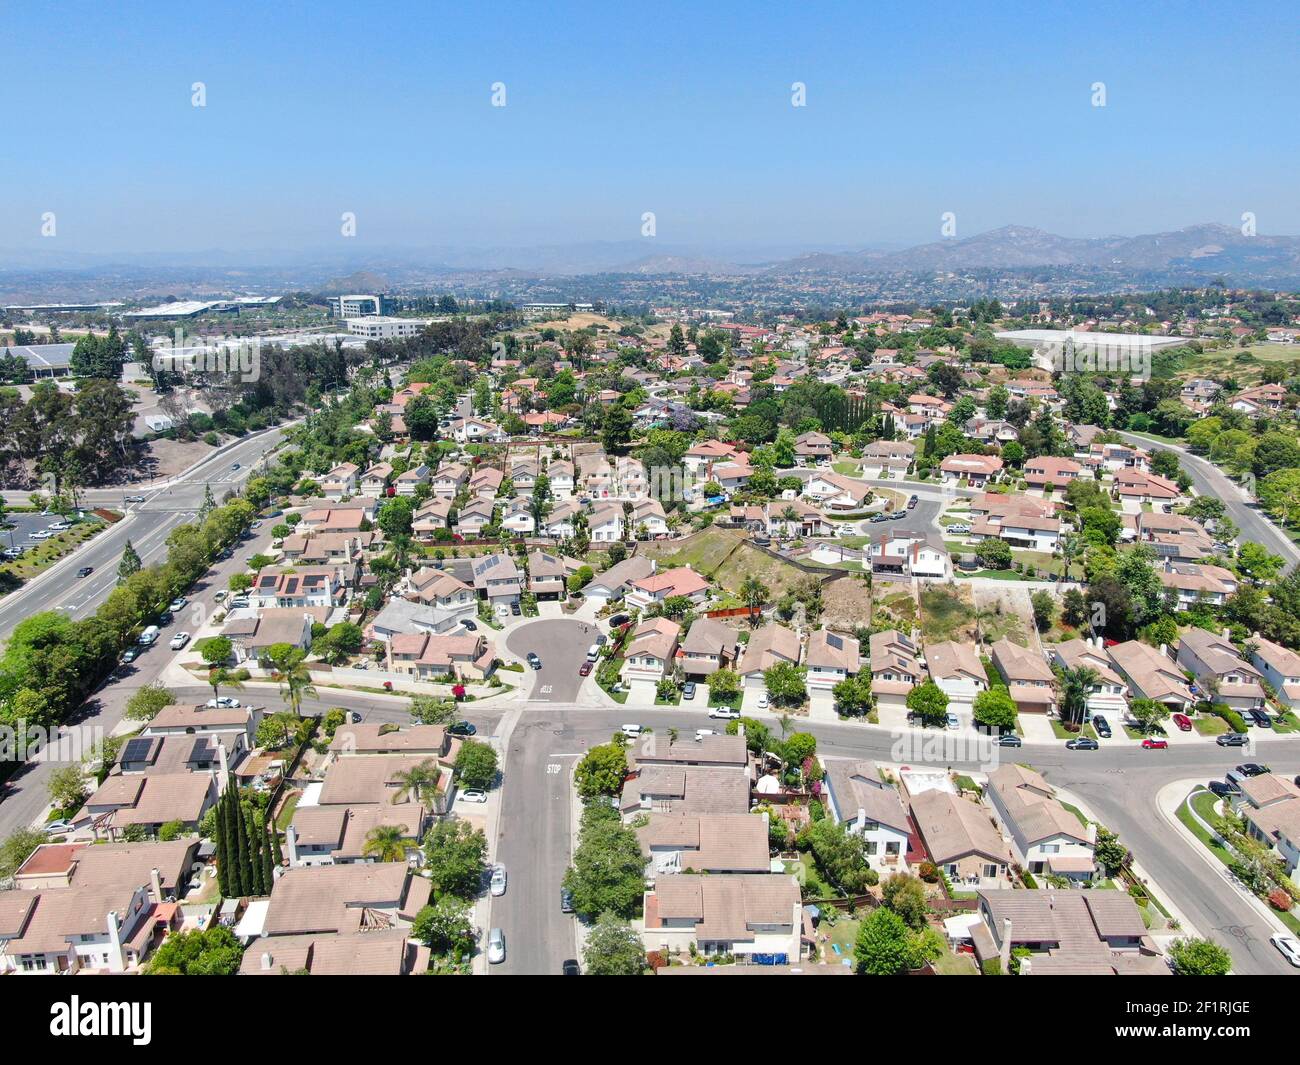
[3,0,1296,255]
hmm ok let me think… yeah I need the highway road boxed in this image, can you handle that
[0,426,288,637]
[1119,430,1299,570]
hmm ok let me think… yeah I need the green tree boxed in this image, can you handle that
[832,673,874,718]
[117,539,141,583]
[412,897,477,957]
[1168,936,1232,975]
[563,804,645,919]
[763,661,808,708]
[906,680,949,727]
[972,686,1018,732]
[410,694,458,725]
[455,739,498,790]
[855,906,912,975]
[0,828,45,879]
[48,765,88,814]
[574,741,628,797]
[422,819,488,900]
[1056,665,1098,729]
[881,873,928,929]
[124,681,175,722]
[267,643,316,716]
[144,926,244,975]
[583,912,646,975]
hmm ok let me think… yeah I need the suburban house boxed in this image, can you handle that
[250,566,348,611]
[1113,468,1181,506]
[869,530,951,578]
[869,629,925,711]
[238,929,429,976]
[621,618,683,683]
[470,552,524,611]
[1049,638,1129,719]
[387,632,495,681]
[739,623,801,685]
[223,608,320,665]
[322,462,360,500]
[1175,628,1267,712]
[985,765,1096,882]
[588,503,624,543]
[637,813,771,877]
[286,806,423,868]
[1106,640,1195,711]
[908,789,1013,889]
[432,462,469,498]
[258,864,432,939]
[359,463,392,496]
[641,874,804,963]
[793,431,834,465]
[1157,560,1238,608]
[940,454,1003,487]
[925,640,988,713]
[823,761,912,873]
[965,890,1164,975]
[625,566,710,611]
[1248,637,1300,712]
[1232,773,1300,876]
[801,472,871,512]
[526,550,574,599]
[679,618,741,678]
[991,638,1057,715]
[619,763,751,819]
[454,498,494,539]
[804,629,860,690]
[1023,456,1083,492]
[393,464,431,497]
[582,556,655,608]
[83,773,218,839]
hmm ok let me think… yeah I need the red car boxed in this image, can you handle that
[578,661,593,676]
[1141,737,1169,749]
[1171,713,1192,732]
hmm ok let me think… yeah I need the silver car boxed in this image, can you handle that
[487,927,505,964]
[490,864,507,897]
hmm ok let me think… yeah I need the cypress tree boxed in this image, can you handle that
[260,825,275,894]
[242,806,262,896]
[213,800,230,897]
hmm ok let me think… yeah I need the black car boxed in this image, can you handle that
[1092,714,1112,739]
[1207,780,1239,798]
[1248,709,1273,728]
[511,602,521,616]
[609,614,629,628]
[560,888,574,914]
[562,959,581,976]
[1065,738,1099,751]
[447,721,477,737]
[595,634,608,646]
[907,496,918,509]
[526,652,541,670]
[76,566,94,578]
[157,611,173,625]
[997,733,1022,747]
[461,620,477,632]
[1216,732,1249,747]
[1236,763,1270,777]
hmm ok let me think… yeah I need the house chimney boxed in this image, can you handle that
[1159,644,1167,657]
[1223,627,1231,639]
[105,909,125,972]
[149,867,163,904]
[261,951,274,971]
[285,823,299,866]
[217,740,229,780]
[857,807,867,833]
[999,917,1013,973]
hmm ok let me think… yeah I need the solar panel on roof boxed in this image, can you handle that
[826,633,843,650]
[189,738,215,764]
[122,737,158,764]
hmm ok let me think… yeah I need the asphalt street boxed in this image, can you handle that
[0,426,288,637]
[1118,430,1299,569]
[505,618,599,704]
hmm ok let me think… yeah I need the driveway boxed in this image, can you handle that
[505,618,596,703]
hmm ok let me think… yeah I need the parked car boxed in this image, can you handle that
[620,724,643,739]
[207,696,240,708]
[213,589,228,603]
[695,729,717,739]
[1141,737,1169,749]
[595,634,608,646]
[486,928,505,964]
[43,820,73,836]
[230,463,241,471]
[561,959,581,975]
[228,596,250,610]
[997,733,1022,747]
[907,495,918,509]
[460,619,477,631]
[1065,738,1099,751]
[1272,933,1300,968]
[1235,763,1270,777]
[1171,713,1192,732]
[47,521,71,532]
[560,888,574,913]
[1216,732,1249,747]
[1092,714,1112,739]
[609,614,629,628]
[460,789,488,804]
[682,682,697,701]
[945,713,960,730]
[120,647,139,664]
[1248,708,1273,728]
[578,661,593,676]
[170,596,187,612]
[708,704,739,719]
[511,602,521,616]
[489,864,507,897]
[138,625,161,646]
[526,652,541,669]
[169,632,190,650]
[76,566,94,578]
[870,514,888,524]
[447,721,476,737]
[1207,780,1239,798]
[2,547,22,560]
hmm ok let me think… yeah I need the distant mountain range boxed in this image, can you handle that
[2,224,1300,302]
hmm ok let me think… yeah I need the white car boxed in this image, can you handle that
[486,927,505,964]
[207,696,241,708]
[1272,933,1300,968]
[460,789,488,804]
[28,530,53,541]
[490,864,507,897]
[708,706,740,719]
[169,632,190,650]
[620,724,644,739]
[46,522,71,532]
[755,694,770,710]
[169,597,187,612]
[695,729,717,739]
[213,589,228,602]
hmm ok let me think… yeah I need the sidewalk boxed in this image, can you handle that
[1155,777,1296,942]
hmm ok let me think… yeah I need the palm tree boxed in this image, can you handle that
[393,760,440,807]
[363,823,410,862]
[270,646,316,717]
[1058,665,1099,729]
[265,710,299,749]
[740,575,770,626]
[208,666,244,705]
[1057,532,1081,582]
[777,712,793,740]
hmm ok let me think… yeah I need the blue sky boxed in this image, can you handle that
[2,0,1296,254]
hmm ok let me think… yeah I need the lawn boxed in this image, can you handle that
[933,948,979,975]
[1059,801,1090,828]
[823,915,861,965]
[1050,719,1098,740]
[1193,716,1229,736]
[0,519,108,584]
[832,460,861,476]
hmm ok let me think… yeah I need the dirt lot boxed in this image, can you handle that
[869,582,918,633]
[133,436,221,483]
[822,574,874,630]
[971,583,1035,648]
[919,583,978,643]
[641,527,815,602]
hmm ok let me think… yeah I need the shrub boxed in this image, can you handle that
[1269,888,1293,912]
[918,861,939,883]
